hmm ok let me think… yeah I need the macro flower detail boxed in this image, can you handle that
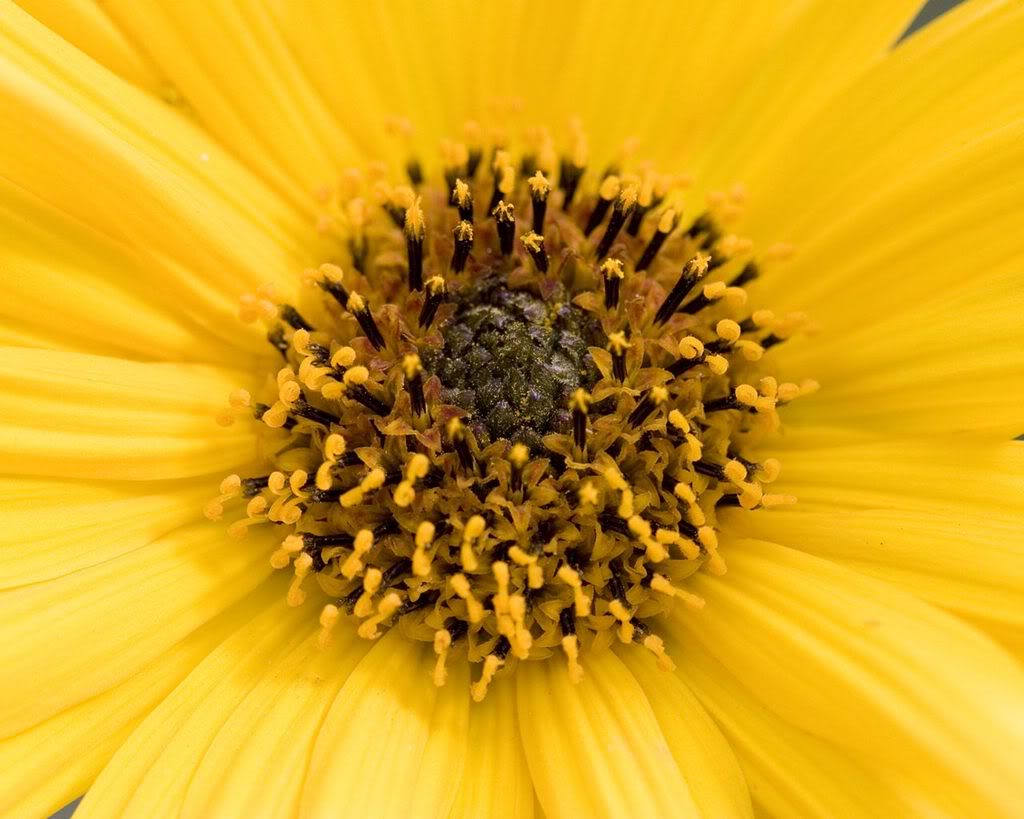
[3,1,1024,818]
[209,131,818,698]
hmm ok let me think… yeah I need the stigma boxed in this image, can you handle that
[209,119,814,699]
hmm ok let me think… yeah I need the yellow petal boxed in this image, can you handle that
[619,645,753,818]
[14,0,167,94]
[0,179,261,362]
[691,0,922,191]
[0,3,320,317]
[180,617,371,818]
[669,633,925,817]
[0,580,278,819]
[301,628,470,819]
[449,675,534,819]
[517,651,699,819]
[672,538,1024,817]
[732,436,1024,653]
[742,0,1024,243]
[0,521,271,737]
[781,264,1024,439]
[102,0,360,199]
[0,347,256,479]
[75,593,310,818]
[0,475,210,588]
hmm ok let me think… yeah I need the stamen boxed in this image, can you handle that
[420,276,447,329]
[654,252,710,325]
[452,220,474,273]
[636,208,678,272]
[493,200,516,256]
[404,198,426,291]
[521,231,549,273]
[584,175,620,236]
[600,258,625,309]
[594,184,638,259]
[528,170,552,234]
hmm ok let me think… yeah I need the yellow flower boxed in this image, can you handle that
[2,1,1024,818]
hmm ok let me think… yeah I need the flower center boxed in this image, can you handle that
[207,121,816,699]
[424,275,602,449]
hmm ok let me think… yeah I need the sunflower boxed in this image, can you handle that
[3,1,1024,817]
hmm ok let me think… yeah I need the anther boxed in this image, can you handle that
[451,178,474,222]
[446,417,477,474]
[345,292,386,350]
[393,453,430,507]
[569,388,590,453]
[311,263,351,309]
[600,258,625,309]
[558,607,584,682]
[459,515,486,572]
[654,253,710,324]
[730,260,760,288]
[528,171,551,234]
[412,521,436,576]
[404,198,426,291]
[403,354,427,416]
[420,276,447,329]
[686,212,721,248]
[406,158,424,186]
[451,220,474,273]
[509,442,529,494]
[594,184,637,259]
[584,175,620,236]
[636,208,678,272]
[279,304,314,332]
[627,386,669,427]
[607,332,630,381]
[493,200,516,256]
[521,231,549,273]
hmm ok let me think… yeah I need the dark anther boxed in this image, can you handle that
[317,277,351,310]
[600,259,624,310]
[597,513,630,536]
[403,355,427,416]
[731,261,760,288]
[761,333,784,350]
[383,202,406,229]
[447,419,477,474]
[373,519,402,540]
[654,255,708,325]
[677,288,715,315]
[451,179,474,223]
[584,194,613,236]
[570,389,589,452]
[703,392,741,413]
[627,390,658,427]
[559,606,577,636]
[528,172,551,234]
[594,190,636,259]
[398,588,440,616]
[267,326,290,360]
[380,558,413,589]
[254,402,295,430]
[668,352,706,377]
[686,212,721,248]
[241,476,271,497]
[452,221,474,273]
[302,532,356,549]
[493,201,516,256]
[493,635,512,660]
[608,561,627,602]
[635,221,672,271]
[521,232,549,273]
[467,149,483,178]
[348,295,386,350]
[693,460,727,480]
[279,304,313,331]
[626,202,650,237]
[558,159,585,210]
[447,617,469,643]
[310,487,342,503]
[716,494,743,508]
[349,384,391,416]
[405,223,425,292]
[291,398,341,428]
[419,276,448,329]
[340,584,365,614]
[406,158,424,186]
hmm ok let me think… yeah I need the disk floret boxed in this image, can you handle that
[210,121,815,698]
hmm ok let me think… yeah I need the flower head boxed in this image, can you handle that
[2,2,1024,818]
